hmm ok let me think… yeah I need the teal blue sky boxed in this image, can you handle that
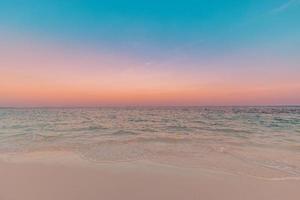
[0,0,300,106]
[1,0,300,60]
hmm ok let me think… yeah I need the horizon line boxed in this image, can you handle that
[1,105,299,109]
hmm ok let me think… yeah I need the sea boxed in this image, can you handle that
[0,106,300,179]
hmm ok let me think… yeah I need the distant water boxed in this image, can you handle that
[0,107,300,179]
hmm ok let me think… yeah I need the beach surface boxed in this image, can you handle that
[0,107,299,199]
[0,150,300,200]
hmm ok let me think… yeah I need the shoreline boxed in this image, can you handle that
[0,150,300,200]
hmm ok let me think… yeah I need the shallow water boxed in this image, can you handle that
[0,107,300,179]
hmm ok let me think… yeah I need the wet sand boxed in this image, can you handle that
[0,151,299,200]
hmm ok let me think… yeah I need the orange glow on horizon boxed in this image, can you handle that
[1,36,299,106]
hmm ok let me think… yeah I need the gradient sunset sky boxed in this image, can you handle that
[0,0,299,106]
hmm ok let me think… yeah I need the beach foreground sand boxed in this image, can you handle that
[0,151,299,200]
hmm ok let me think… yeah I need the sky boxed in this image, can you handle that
[0,0,300,106]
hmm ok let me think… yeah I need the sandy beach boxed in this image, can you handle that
[0,151,299,200]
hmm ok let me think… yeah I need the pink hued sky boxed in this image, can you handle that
[1,1,300,106]
[0,35,299,107]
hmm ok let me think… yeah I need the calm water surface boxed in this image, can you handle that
[0,107,300,179]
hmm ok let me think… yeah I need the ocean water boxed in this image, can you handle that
[0,107,300,179]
